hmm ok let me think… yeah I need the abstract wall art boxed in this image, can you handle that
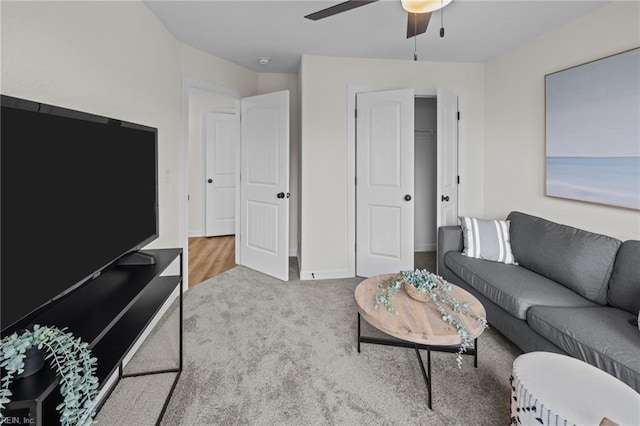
[545,47,640,210]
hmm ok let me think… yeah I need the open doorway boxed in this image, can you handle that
[414,97,438,272]
[182,82,292,287]
[188,235,235,287]
[351,87,458,278]
[185,85,240,287]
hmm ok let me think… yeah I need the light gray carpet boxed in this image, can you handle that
[96,262,522,425]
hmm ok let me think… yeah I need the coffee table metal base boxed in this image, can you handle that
[357,313,478,409]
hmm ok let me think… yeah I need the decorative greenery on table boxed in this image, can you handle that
[0,325,99,425]
[374,269,488,367]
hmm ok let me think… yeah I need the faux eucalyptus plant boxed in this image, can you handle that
[0,325,98,426]
[374,269,488,367]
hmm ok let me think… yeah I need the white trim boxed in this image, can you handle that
[347,85,463,277]
[204,107,237,115]
[289,248,298,257]
[415,89,438,97]
[184,77,242,101]
[347,87,357,278]
[456,93,466,216]
[201,111,207,236]
[299,268,353,281]
[94,370,119,408]
[188,229,204,237]
[235,101,241,265]
[415,243,437,252]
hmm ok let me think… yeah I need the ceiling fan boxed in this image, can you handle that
[304,0,452,39]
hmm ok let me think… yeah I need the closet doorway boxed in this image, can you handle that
[352,88,458,278]
[414,97,438,270]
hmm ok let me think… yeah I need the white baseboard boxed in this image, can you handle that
[415,243,436,252]
[94,369,119,409]
[289,247,298,257]
[299,268,353,280]
[189,229,204,237]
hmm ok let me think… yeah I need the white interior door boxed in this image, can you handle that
[239,91,290,281]
[356,89,415,277]
[204,112,239,236]
[436,88,459,227]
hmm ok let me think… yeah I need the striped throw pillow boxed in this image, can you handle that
[459,217,518,265]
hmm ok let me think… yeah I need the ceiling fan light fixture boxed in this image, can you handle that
[401,0,452,14]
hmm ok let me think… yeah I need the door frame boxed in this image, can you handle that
[347,85,466,277]
[181,77,242,291]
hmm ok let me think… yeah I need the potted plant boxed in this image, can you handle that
[374,269,488,367]
[0,325,99,426]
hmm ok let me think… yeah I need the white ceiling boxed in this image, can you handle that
[143,0,609,74]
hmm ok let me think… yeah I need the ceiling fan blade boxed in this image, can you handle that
[407,12,431,38]
[304,0,379,21]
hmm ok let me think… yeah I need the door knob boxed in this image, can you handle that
[277,192,285,199]
[404,194,412,201]
[207,179,213,183]
[441,195,450,202]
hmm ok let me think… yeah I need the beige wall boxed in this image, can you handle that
[299,55,484,277]
[1,1,183,248]
[179,44,259,247]
[180,43,258,98]
[1,1,303,260]
[5,0,633,281]
[484,1,640,241]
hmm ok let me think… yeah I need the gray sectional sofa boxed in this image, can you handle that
[437,211,640,392]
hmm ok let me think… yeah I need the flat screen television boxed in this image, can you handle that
[1,95,159,335]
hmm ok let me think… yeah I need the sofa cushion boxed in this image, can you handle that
[527,305,640,392]
[444,251,596,320]
[459,216,517,264]
[507,211,621,305]
[608,240,640,314]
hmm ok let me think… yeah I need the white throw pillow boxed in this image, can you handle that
[459,217,518,265]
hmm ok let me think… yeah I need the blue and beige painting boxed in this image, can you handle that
[546,48,639,210]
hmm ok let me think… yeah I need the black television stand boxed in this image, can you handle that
[1,248,183,425]
[118,250,157,265]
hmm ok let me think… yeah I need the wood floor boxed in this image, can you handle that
[188,237,436,288]
[188,235,236,287]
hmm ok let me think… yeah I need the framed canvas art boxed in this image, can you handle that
[545,47,640,210]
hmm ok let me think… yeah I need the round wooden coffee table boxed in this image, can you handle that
[354,273,487,409]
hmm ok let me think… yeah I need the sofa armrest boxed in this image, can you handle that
[437,226,463,278]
